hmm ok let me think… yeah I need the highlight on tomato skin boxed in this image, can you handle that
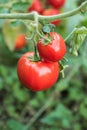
[17,52,60,91]
[15,34,26,50]
[27,0,43,14]
[37,32,66,62]
[42,8,61,26]
[47,0,66,9]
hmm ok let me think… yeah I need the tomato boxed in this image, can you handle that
[27,0,43,14]
[47,0,66,9]
[37,32,66,62]
[42,8,61,25]
[15,34,26,50]
[17,52,59,91]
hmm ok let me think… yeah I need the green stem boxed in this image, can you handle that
[0,1,86,22]
[64,28,77,42]
[33,40,38,60]
[37,30,51,42]
[39,1,87,22]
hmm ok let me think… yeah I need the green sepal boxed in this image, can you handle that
[42,24,56,33]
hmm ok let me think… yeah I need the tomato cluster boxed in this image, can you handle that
[17,32,66,91]
[27,0,66,26]
[15,0,66,51]
[17,0,66,91]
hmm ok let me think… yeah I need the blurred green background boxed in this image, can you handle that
[0,0,87,130]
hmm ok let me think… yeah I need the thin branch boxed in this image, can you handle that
[0,1,86,22]
[39,1,87,22]
[24,97,53,130]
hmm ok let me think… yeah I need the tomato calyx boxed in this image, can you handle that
[39,24,55,45]
[27,55,40,62]
[42,24,56,33]
[39,33,54,45]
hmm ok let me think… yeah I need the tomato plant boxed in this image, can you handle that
[17,52,60,91]
[47,0,66,9]
[15,34,26,50]
[27,0,43,14]
[37,32,66,62]
[42,8,61,25]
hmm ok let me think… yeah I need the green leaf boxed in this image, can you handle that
[2,20,26,51]
[10,20,22,27]
[7,119,25,130]
[12,2,29,12]
[79,97,87,119]
[0,78,3,89]
[0,7,9,13]
[0,0,8,3]
[29,99,40,108]
[70,26,87,56]
[41,104,72,128]
[13,83,29,102]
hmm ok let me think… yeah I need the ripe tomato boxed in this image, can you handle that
[42,8,61,25]
[17,52,59,91]
[27,0,43,14]
[47,0,66,9]
[15,34,26,50]
[37,32,66,62]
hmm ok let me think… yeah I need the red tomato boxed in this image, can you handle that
[47,0,66,9]
[27,0,43,14]
[15,34,26,50]
[17,52,59,91]
[42,8,61,25]
[37,32,66,62]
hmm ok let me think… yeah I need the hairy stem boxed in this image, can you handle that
[0,1,87,22]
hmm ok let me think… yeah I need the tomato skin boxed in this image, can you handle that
[37,32,66,62]
[17,52,59,91]
[42,9,61,25]
[15,34,26,50]
[27,0,43,14]
[47,0,66,9]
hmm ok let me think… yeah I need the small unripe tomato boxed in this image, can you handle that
[17,52,60,91]
[37,32,66,62]
[27,0,43,14]
[15,34,26,50]
[42,8,61,25]
[47,0,66,9]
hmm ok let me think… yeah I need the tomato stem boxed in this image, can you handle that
[64,28,77,42]
[0,1,87,22]
[33,40,40,61]
[36,30,51,43]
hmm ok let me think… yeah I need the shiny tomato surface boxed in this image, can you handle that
[17,52,59,91]
[42,9,61,25]
[15,34,26,50]
[27,0,43,14]
[47,0,66,9]
[37,32,66,62]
